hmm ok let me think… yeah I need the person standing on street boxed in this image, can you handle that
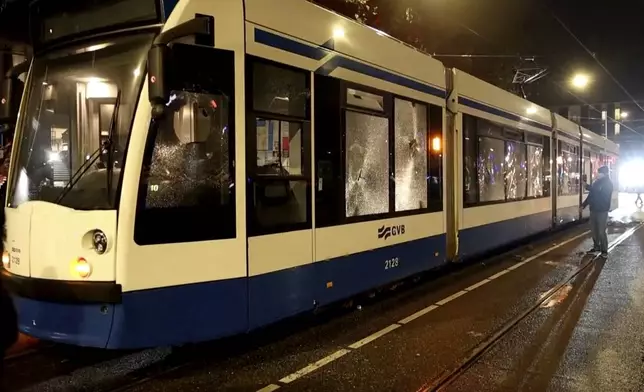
[581,165,613,258]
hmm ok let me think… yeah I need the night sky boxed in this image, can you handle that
[0,0,642,109]
[314,0,644,108]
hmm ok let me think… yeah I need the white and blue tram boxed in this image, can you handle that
[0,0,619,349]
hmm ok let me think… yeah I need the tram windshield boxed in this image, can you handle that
[8,33,152,209]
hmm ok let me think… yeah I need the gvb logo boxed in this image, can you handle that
[377,224,405,240]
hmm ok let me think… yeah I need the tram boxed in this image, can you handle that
[0,0,618,348]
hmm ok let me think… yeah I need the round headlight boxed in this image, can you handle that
[92,230,107,255]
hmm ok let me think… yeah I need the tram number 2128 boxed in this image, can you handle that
[384,257,399,270]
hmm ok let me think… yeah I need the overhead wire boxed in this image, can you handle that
[553,80,644,138]
[547,9,644,138]
[447,4,644,139]
[338,0,642,139]
[549,11,644,115]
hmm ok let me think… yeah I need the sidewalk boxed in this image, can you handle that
[546,224,644,391]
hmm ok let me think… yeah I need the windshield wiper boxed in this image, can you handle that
[106,89,122,203]
[54,143,103,204]
[55,89,122,205]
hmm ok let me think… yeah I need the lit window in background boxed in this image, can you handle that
[86,79,117,99]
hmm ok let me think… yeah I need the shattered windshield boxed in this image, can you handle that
[8,33,152,209]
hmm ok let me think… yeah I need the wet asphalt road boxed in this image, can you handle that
[277,227,626,392]
[7,223,634,392]
[446,224,644,392]
[3,345,130,391]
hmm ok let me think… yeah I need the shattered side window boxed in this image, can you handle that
[345,110,389,217]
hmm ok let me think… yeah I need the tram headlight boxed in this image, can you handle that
[92,230,107,255]
[71,257,92,279]
[2,251,9,269]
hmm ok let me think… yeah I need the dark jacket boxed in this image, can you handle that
[0,274,18,353]
[0,202,17,354]
[582,176,613,212]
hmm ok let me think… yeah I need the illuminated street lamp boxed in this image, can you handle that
[571,73,590,89]
[621,111,628,119]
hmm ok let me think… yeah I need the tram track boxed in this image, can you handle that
[4,344,52,362]
[418,223,643,392]
[4,343,139,392]
[96,356,193,392]
[92,307,368,392]
[16,311,343,391]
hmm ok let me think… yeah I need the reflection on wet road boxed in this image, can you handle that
[539,283,573,308]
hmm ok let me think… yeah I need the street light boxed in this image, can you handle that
[571,73,590,89]
[621,111,628,119]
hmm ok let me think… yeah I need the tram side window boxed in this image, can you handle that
[526,134,544,198]
[253,62,307,118]
[527,143,544,197]
[478,136,506,202]
[345,110,389,217]
[247,58,311,235]
[590,152,599,181]
[557,141,580,196]
[582,150,592,193]
[463,114,549,205]
[143,92,232,210]
[542,137,551,197]
[345,87,389,217]
[478,117,505,202]
[316,76,441,227]
[463,114,478,204]
[571,147,580,194]
[135,44,236,245]
[505,138,527,201]
[394,98,428,211]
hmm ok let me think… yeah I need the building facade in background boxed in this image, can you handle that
[552,101,644,162]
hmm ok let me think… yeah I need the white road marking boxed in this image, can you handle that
[398,305,439,325]
[487,270,509,280]
[464,279,491,291]
[436,290,468,305]
[256,384,281,392]
[348,324,401,349]
[278,349,350,384]
[458,231,589,297]
[519,231,590,264]
[507,260,530,270]
[255,228,604,391]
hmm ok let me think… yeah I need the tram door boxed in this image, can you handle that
[126,43,249,344]
[245,56,314,329]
